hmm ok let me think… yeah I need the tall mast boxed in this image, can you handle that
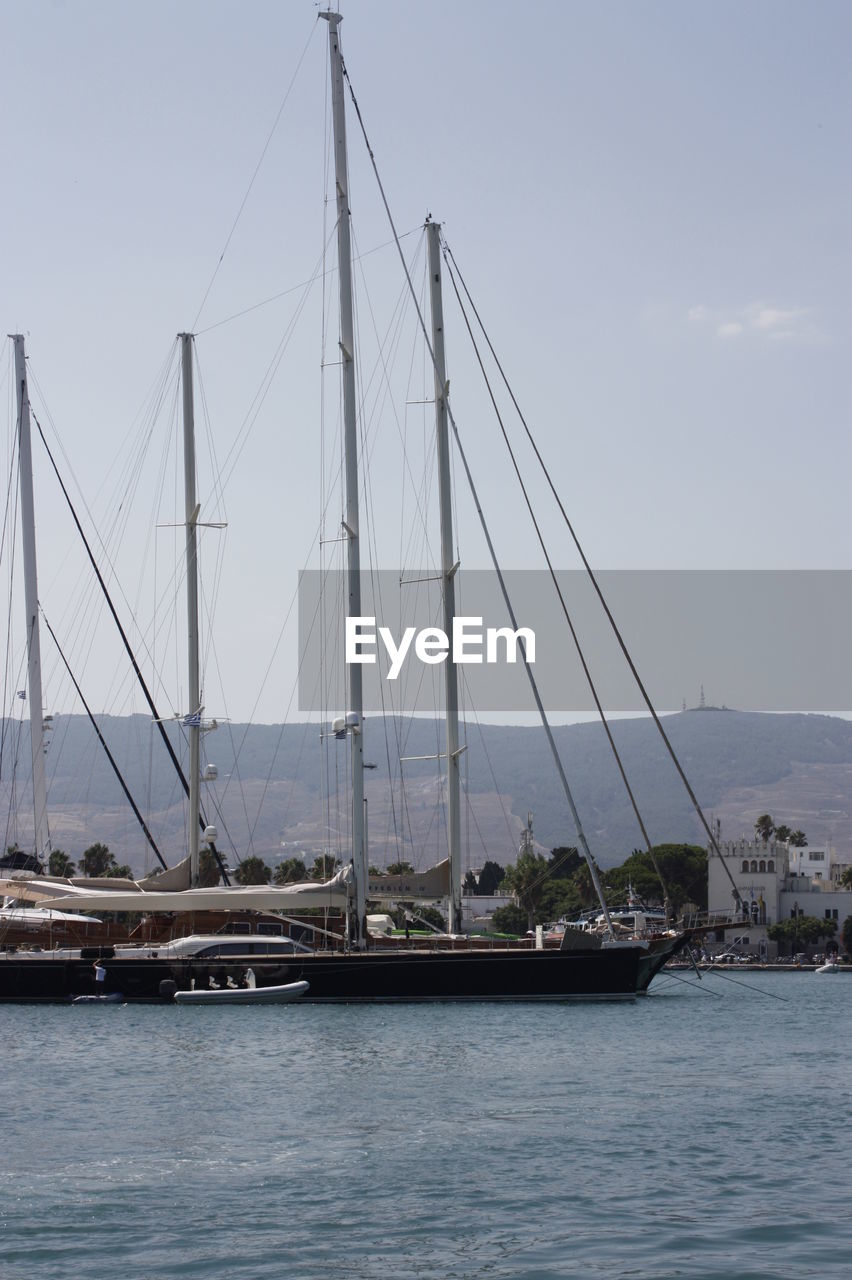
[179,333,201,887]
[427,223,462,933]
[11,335,50,864]
[322,11,367,948]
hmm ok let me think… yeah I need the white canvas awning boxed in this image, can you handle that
[0,868,351,913]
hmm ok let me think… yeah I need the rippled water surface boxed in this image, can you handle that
[2,970,850,1279]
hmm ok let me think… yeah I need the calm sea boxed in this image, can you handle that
[1,970,849,1280]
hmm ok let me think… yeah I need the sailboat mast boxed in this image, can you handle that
[11,335,50,864]
[323,11,367,948]
[426,223,462,934]
[179,333,201,888]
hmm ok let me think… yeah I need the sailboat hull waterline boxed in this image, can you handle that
[0,933,688,1003]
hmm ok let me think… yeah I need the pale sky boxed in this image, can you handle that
[2,1,849,728]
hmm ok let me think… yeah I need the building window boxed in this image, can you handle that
[742,860,749,872]
[750,860,758,872]
[759,860,766,873]
[767,861,775,872]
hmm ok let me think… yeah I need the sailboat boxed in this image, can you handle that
[0,13,692,1001]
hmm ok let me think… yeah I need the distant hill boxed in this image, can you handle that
[2,708,851,876]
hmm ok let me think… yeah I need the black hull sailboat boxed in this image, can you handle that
[0,929,690,1003]
[0,942,657,1003]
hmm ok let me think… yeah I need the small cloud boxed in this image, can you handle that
[747,304,809,332]
[688,305,707,322]
[717,322,743,339]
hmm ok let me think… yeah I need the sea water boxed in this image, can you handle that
[1,970,849,1280]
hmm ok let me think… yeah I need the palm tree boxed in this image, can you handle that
[234,856,270,885]
[198,847,221,887]
[754,814,775,843]
[310,854,341,880]
[502,851,550,930]
[80,842,115,877]
[48,849,76,877]
[386,861,415,876]
[274,857,307,885]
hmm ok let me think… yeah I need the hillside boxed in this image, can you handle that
[2,708,851,876]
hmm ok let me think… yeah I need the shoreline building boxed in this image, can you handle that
[708,838,852,954]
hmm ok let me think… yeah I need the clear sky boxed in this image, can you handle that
[2,1,849,727]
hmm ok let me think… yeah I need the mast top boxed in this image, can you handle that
[319,11,342,29]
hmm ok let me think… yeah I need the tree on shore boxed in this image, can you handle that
[501,851,550,931]
[198,847,221,887]
[491,903,527,935]
[80,843,114,877]
[310,855,341,881]
[274,857,307,885]
[754,814,775,842]
[234,856,270,885]
[78,844,134,880]
[767,915,836,956]
[842,916,852,953]
[476,860,506,896]
[386,861,415,876]
[48,849,76,877]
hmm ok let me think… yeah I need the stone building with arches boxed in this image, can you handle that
[707,838,852,954]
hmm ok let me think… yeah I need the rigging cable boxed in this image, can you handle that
[40,610,167,869]
[191,20,319,330]
[30,410,231,885]
[441,242,744,913]
[340,58,616,936]
[441,242,673,916]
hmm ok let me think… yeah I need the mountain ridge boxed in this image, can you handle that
[2,708,850,875]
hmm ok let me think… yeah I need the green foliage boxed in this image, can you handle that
[754,814,775,842]
[310,855,341,881]
[48,849,76,877]
[386,861,415,876]
[198,847,221,888]
[234,856,270,885]
[502,851,550,930]
[462,869,478,895]
[412,905,446,932]
[843,916,852,953]
[80,842,115,877]
[789,830,808,847]
[767,915,837,954]
[840,867,852,890]
[476,860,506,896]
[490,903,527,935]
[390,904,447,932]
[107,863,133,879]
[602,844,707,912]
[274,857,307,885]
[774,824,792,843]
[547,847,581,880]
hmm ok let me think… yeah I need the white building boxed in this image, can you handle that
[707,838,852,954]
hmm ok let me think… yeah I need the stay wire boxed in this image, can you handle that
[191,21,318,331]
[441,242,744,911]
[340,59,613,927]
[30,409,231,885]
[441,245,671,914]
[40,609,167,870]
